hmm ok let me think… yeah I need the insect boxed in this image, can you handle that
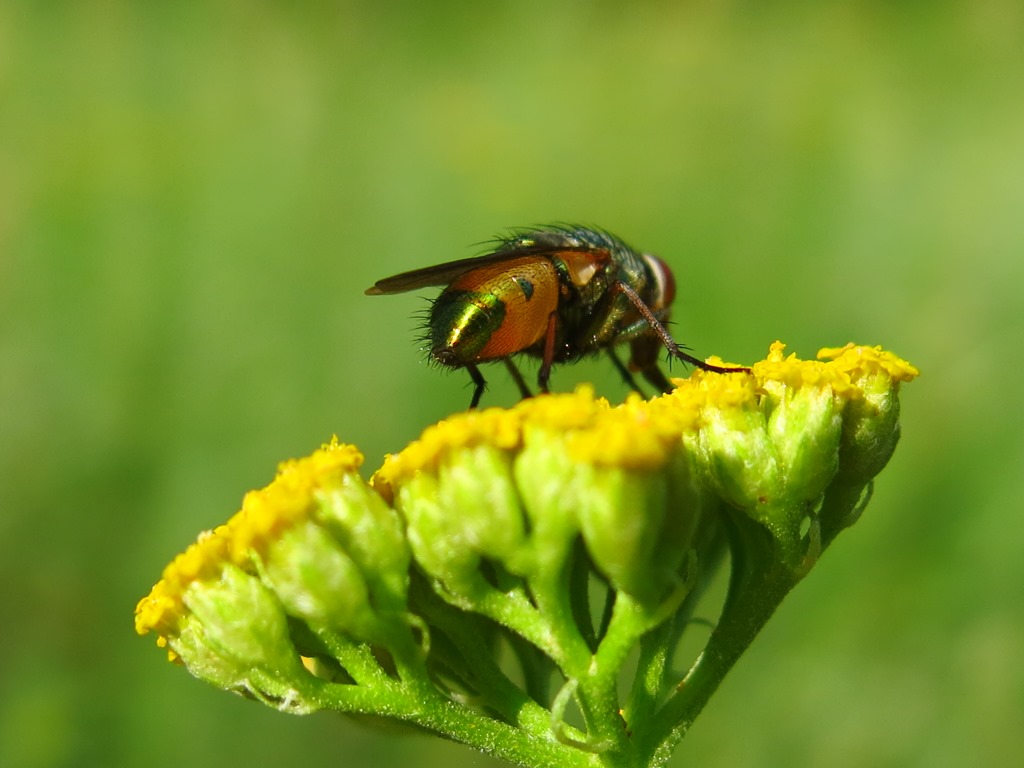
[365,225,748,408]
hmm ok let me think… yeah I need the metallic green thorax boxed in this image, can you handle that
[542,232,660,360]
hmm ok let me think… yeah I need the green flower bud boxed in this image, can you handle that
[396,448,525,597]
[763,378,843,505]
[315,474,411,618]
[815,344,918,485]
[815,344,920,540]
[551,396,707,605]
[173,564,306,700]
[694,383,783,517]
[512,424,586,577]
[260,520,375,638]
[574,456,699,605]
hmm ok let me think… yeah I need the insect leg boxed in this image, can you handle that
[503,358,534,400]
[537,311,559,394]
[626,335,674,394]
[466,363,487,409]
[606,347,648,395]
[612,281,750,374]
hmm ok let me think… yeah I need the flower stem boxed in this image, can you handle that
[313,673,597,768]
[644,511,804,763]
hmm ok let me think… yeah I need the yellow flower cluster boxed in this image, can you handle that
[132,340,918,765]
[134,439,364,647]
[136,342,918,652]
[374,341,917,491]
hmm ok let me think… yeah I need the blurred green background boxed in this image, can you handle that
[2,1,1022,766]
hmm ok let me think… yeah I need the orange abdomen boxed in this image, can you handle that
[431,257,559,365]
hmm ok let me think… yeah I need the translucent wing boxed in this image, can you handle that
[365,252,523,295]
[364,227,617,296]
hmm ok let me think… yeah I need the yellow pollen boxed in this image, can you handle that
[372,406,525,500]
[135,438,365,642]
[818,343,920,382]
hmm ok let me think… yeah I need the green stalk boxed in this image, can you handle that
[644,510,803,763]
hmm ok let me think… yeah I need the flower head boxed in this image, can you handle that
[135,438,410,706]
[135,342,917,765]
[372,386,710,607]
